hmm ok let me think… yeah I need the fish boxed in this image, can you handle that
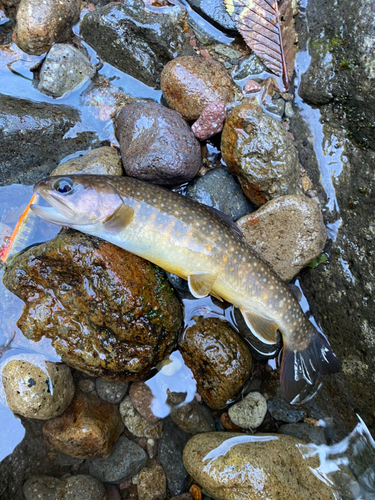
[30,175,340,403]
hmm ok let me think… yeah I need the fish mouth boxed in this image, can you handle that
[30,190,88,226]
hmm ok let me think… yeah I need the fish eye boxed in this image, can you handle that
[53,178,74,194]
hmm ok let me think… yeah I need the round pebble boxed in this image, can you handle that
[96,378,128,404]
[228,392,267,429]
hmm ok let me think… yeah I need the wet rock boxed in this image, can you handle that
[81,1,194,88]
[51,147,122,177]
[160,56,235,121]
[187,0,237,33]
[0,94,99,186]
[279,423,327,445]
[115,102,201,186]
[0,0,20,18]
[158,417,190,496]
[221,101,300,206]
[231,54,267,82]
[56,452,83,467]
[23,474,107,500]
[267,396,306,423]
[38,44,96,98]
[299,0,375,148]
[170,400,215,434]
[77,378,96,394]
[120,396,163,439]
[228,392,267,430]
[43,392,124,459]
[191,101,226,141]
[186,167,254,221]
[183,432,335,500]
[0,356,74,420]
[129,382,159,423]
[236,195,327,281]
[3,230,182,382]
[89,435,147,484]
[15,0,81,55]
[243,79,262,94]
[179,318,252,409]
[170,495,192,500]
[96,378,128,404]
[137,464,166,500]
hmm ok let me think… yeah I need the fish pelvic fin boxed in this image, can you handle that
[240,308,279,344]
[188,273,218,298]
[103,203,134,233]
[280,327,340,404]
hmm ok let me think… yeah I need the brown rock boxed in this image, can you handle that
[129,382,159,423]
[2,230,182,382]
[160,56,235,121]
[191,101,227,141]
[170,400,215,435]
[236,195,327,281]
[116,102,201,186]
[15,0,81,55]
[43,392,124,459]
[120,396,163,439]
[23,474,107,500]
[51,147,123,176]
[179,318,252,410]
[183,432,335,500]
[221,101,300,206]
[137,464,166,500]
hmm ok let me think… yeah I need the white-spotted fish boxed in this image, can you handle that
[31,175,340,402]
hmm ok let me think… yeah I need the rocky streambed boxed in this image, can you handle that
[0,0,374,499]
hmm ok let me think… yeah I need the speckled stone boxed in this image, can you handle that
[96,378,128,404]
[0,355,74,420]
[183,432,335,500]
[267,396,306,423]
[137,464,166,500]
[161,56,235,121]
[23,474,107,500]
[89,435,147,484]
[170,400,215,435]
[15,0,81,55]
[129,382,159,423]
[43,392,124,459]
[51,147,123,176]
[120,396,163,438]
[228,392,267,429]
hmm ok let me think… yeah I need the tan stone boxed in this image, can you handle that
[51,147,123,176]
[43,392,124,459]
[236,195,327,281]
[137,464,166,500]
[183,432,335,500]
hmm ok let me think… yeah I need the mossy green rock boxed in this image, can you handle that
[183,432,336,500]
[3,230,182,382]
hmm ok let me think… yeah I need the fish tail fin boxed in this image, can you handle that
[280,326,340,404]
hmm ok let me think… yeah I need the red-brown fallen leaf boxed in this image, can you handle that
[192,101,227,141]
[279,0,298,81]
[224,0,290,89]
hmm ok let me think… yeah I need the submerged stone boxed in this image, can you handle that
[3,230,182,382]
[23,474,107,500]
[51,146,123,176]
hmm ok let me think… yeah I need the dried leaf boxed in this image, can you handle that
[224,0,290,88]
[279,0,298,81]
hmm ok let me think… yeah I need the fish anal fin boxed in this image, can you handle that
[240,308,279,344]
[210,291,224,302]
[188,273,218,298]
[103,204,134,233]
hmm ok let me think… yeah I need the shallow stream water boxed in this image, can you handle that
[0,0,374,498]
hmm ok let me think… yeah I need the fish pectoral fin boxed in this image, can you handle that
[188,273,218,298]
[103,203,134,233]
[240,308,279,345]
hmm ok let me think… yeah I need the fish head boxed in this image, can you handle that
[31,175,123,229]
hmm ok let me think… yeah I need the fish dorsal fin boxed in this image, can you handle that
[240,308,279,345]
[188,273,218,298]
[205,206,244,240]
[103,203,134,233]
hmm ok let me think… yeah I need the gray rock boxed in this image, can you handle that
[23,474,107,500]
[158,417,190,496]
[0,94,99,186]
[81,0,194,89]
[186,168,255,221]
[187,0,237,33]
[89,435,147,484]
[213,44,242,60]
[55,452,83,467]
[231,54,267,81]
[267,397,306,423]
[236,195,327,282]
[221,102,301,206]
[120,396,163,439]
[170,400,215,435]
[264,97,285,118]
[38,44,96,98]
[279,423,327,445]
[96,378,128,404]
[228,392,267,429]
[115,102,201,186]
